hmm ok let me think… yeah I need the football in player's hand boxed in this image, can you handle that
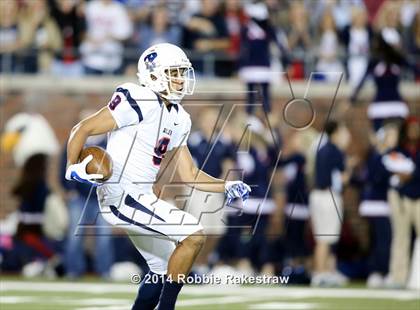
[79,146,113,181]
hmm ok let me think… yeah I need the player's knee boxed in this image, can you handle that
[182,230,206,251]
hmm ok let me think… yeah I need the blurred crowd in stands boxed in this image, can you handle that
[2,105,418,289]
[0,0,419,80]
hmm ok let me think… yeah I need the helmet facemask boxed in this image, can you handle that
[138,65,195,103]
[163,66,195,102]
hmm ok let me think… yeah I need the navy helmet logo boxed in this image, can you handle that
[144,52,158,71]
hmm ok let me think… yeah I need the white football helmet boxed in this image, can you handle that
[137,43,195,102]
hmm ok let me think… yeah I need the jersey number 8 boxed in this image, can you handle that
[109,95,121,110]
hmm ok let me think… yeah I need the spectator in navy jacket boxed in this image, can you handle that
[275,131,311,282]
[309,120,352,287]
[357,125,397,288]
[279,132,310,265]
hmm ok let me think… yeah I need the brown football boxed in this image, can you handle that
[79,146,113,181]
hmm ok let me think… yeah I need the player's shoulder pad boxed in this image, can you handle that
[116,83,158,102]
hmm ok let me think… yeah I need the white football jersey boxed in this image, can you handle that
[98,82,191,203]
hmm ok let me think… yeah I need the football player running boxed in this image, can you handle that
[65,43,251,310]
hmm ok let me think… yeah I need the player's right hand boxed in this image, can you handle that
[65,155,103,186]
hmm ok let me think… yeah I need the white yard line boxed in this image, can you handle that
[177,295,315,307]
[1,281,419,301]
[0,281,136,294]
[178,297,317,309]
[249,303,317,309]
[70,298,131,305]
[0,295,133,310]
[0,296,39,303]
[182,285,420,301]
[177,296,249,306]
[0,296,319,310]
[74,307,130,310]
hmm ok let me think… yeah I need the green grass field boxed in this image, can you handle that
[1,277,419,310]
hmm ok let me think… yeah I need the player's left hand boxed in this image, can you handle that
[225,181,251,206]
